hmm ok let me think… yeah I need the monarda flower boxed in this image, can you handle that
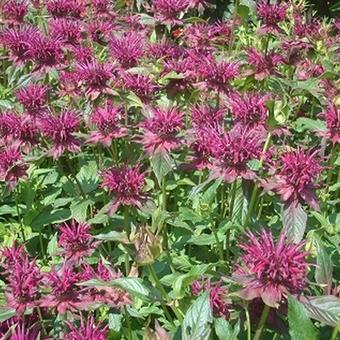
[0,25,40,64]
[153,0,189,25]
[58,220,99,262]
[296,59,324,80]
[42,264,81,313]
[211,126,264,183]
[109,33,144,68]
[2,0,28,24]
[87,101,126,147]
[138,107,184,155]
[29,36,64,70]
[16,84,48,116]
[320,103,340,144]
[247,48,284,81]
[49,18,82,47]
[46,0,85,19]
[5,258,42,313]
[8,322,40,340]
[191,279,230,319]
[147,40,184,60]
[233,231,309,308]
[266,148,322,209]
[75,60,115,100]
[1,243,27,270]
[66,316,108,340]
[228,92,269,128]
[87,20,114,45]
[39,110,81,159]
[0,145,27,190]
[101,164,146,215]
[191,105,224,128]
[256,0,287,34]
[120,72,158,103]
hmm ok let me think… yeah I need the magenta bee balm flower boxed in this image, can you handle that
[39,110,81,159]
[234,231,309,308]
[49,18,82,47]
[153,0,189,25]
[46,0,84,19]
[2,0,28,24]
[257,0,287,34]
[321,103,340,145]
[66,315,108,340]
[101,164,147,215]
[16,84,48,116]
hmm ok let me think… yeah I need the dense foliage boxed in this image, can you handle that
[0,0,339,339]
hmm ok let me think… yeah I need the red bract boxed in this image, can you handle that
[0,145,27,190]
[66,315,108,340]
[228,92,269,128]
[101,164,146,215]
[109,33,144,68]
[256,0,287,34]
[75,60,115,100]
[234,231,309,308]
[247,48,284,80]
[58,220,99,262]
[321,103,340,144]
[0,25,40,64]
[266,148,322,209]
[138,107,183,155]
[16,84,48,116]
[2,0,28,24]
[5,258,42,313]
[87,101,126,147]
[41,264,81,313]
[49,18,82,46]
[211,126,264,183]
[39,110,81,159]
[153,0,189,25]
[46,0,84,19]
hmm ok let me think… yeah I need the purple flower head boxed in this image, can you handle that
[280,39,312,66]
[58,220,99,262]
[211,126,264,183]
[293,11,321,39]
[1,243,27,270]
[120,71,158,103]
[147,41,185,60]
[49,18,82,47]
[321,103,340,145]
[191,105,224,128]
[153,0,189,25]
[247,48,284,80]
[0,112,21,142]
[101,164,147,215]
[88,101,126,146]
[109,33,144,68]
[66,315,108,340]
[185,23,214,49]
[9,322,40,340]
[29,35,64,70]
[297,58,324,80]
[0,145,27,190]
[5,258,42,313]
[187,0,210,11]
[197,55,239,92]
[87,101,126,147]
[71,45,94,63]
[75,60,114,100]
[91,0,111,14]
[267,148,322,209]
[234,231,309,307]
[2,0,28,24]
[139,107,184,155]
[87,20,114,45]
[46,0,85,19]
[257,0,287,34]
[16,84,48,116]
[42,264,81,313]
[228,92,269,128]
[0,25,40,64]
[39,110,81,159]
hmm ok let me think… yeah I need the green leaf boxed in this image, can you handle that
[215,318,240,340]
[295,117,327,132]
[232,181,247,224]
[47,233,58,256]
[70,199,93,221]
[94,231,129,243]
[301,295,340,327]
[0,308,16,322]
[288,295,318,340]
[30,208,71,231]
[314,237,333,292]
[151,153,174,185]
[282,201,307,243]
[202,179,222,205]
[108,313,123,332]
[182,292,213,340]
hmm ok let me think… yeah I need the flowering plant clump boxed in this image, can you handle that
[0,0,339,338]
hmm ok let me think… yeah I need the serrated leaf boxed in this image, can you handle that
[301,295,340,327]
[215,318,240,340]
[202,179,222,205]
[288,295,318,340]
[282,201,307,243]
[232,181,247,224]
[151,153,173,185]
[70,199,93,221]
[182,292,213,340]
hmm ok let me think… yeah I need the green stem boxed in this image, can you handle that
[254,304,270,340]
[15,188,26,242]
[331,324,339,340]
[245,308,251,340]
[123,207,130,275]
[37,307,47,336]
[229,0,240,51]
[148,264,183,322]
[211,222,224,261]
[124,306,133,340]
